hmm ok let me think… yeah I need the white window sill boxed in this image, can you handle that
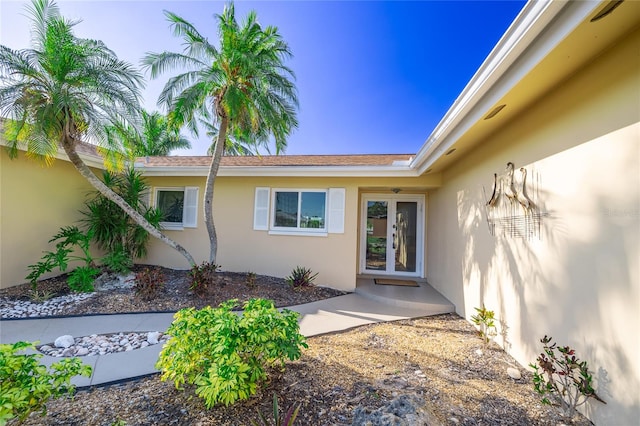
[268,230,328,237]
[160,223,184,231]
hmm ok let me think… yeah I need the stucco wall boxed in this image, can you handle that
[0,151,96,289]
[143,175,436,291]
[426,28,639,424]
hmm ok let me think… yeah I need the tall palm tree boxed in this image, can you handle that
[0,0,196,266]
[144,2,298,263]
[133,110,191,157]
[200,119,256,156]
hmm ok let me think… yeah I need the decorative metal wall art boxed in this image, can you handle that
[484,162,543,239]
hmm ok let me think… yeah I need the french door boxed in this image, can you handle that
[360,194,424,276]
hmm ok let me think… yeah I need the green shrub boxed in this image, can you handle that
[157,298,308,408]
[470,305,497,344]
[188,262,221,297]
[26,226,98,292]
[0,341,92,425]
[81,169,162,268]
[529,336,606,418]
[252,393,300,426]
[101,247,134,275]
[134,267,166,300]
[285,266,318,288]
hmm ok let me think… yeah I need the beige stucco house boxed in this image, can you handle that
[1,1,638,423]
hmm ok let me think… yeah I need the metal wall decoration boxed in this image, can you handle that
[484,162,543,239]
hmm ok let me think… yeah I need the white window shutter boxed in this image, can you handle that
[253,187,270,230]
[327,188,346,234]
[182,187,199,228]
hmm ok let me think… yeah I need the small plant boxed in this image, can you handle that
[252,393,300,426]
[157,298,308,408]
[0,341,92,425]
[529,336,605,419]
[285,266,318,288]
[29,289,55,302]
[188,262,221,297]
[470,305,497,344]
[26,226,99,292]
[101,247,134,275]
[134,267,166,300]
[246,271,257,287]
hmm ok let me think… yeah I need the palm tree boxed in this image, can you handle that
[133,110,191,156]
[0,0,196,266]
[200,119,256,156]
[144,2,298,263]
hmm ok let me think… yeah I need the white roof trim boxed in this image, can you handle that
[138,165,418,178]
[411,0,601,175]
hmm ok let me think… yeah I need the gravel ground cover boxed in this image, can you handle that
[1,268,592,425]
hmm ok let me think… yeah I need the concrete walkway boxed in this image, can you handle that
[0,293,454,388]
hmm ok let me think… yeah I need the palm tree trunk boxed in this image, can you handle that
[204,116,228,264]
[60,136,197,267]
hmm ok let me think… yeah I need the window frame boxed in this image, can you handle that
[270,188,329,235]
[154,187,198,230]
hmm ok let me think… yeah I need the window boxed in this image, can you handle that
[274,190,327,230]
[155,187,198,229]
[254,187,345,235]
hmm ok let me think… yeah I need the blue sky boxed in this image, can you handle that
[0,0,525,156]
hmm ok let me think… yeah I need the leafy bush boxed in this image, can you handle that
[470,305,497,344]
[0,341,92,425]
[134,267,166,300]
[529,336,605,418]
[101,247,134,275]
[26,226,98,292]
[285,266,318,288]
[188,262,221,297]
[252,393,300,426]
[81,169,162,268]
[157,298,308,408]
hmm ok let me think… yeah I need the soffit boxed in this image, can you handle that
[424,0,639,174]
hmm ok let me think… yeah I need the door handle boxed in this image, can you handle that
[392,233,396,249]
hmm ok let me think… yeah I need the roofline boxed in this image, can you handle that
[410,0,601,175]
[138,165,419,178]
[0,139,106,170]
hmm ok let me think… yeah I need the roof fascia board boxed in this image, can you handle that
[137,165,418,178]
[0,139,106,169]
[54,150,105,169]
[411,0,600,175]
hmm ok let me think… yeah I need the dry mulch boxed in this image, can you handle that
[2,267,592,425]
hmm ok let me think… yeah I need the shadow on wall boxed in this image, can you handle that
[455,145,639,423]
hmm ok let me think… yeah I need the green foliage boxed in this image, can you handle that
[0,341,92,425]
[157,298,308,408]
[26,226,98,292]
[67,266,100,292]
[252,393,300,426]
[285,266,318,288]
[188,262,221,297]
[529,336,605,418]
[470,305,497,344]
[81,169,162,267]
[101,247,134,275]
[134,267,166,300]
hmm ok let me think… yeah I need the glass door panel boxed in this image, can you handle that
[365,201,388,271]
[394,202,417,273]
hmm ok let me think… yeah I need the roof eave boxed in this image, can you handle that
[136,165,419,178]
[410,0,601,175]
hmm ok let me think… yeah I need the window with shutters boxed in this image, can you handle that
[155,187,198,230]
[253,187,345,236]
